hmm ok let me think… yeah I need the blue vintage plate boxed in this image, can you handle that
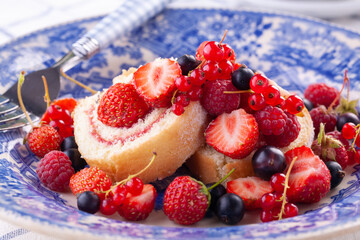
[0,7,360,240]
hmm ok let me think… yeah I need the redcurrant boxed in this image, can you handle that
[172,103,185,116]
[175,76,192,92]
[195,40,209,60]
[260,209,274,222]
[187,86,203,101]
[100,198,117,215]
[202,61,221,81]
[202,41,225,61]
[248,93,266,111]
[249,74,269,93]
[175,94,190,107]
[285,95,304,114]
[274,96,286,109]
[125,177,144,196]
[283,202,298,218]
[270,173,286,193]
[263,85,281,106]
[260,192,276,210]
[221,43,236,62]
[218,59,234,80]
[342,122,357,140]
[189,69,206,86]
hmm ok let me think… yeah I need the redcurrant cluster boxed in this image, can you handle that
[248,74,304,114]
[260,173,298,222]
[172,40,238,116]
[342,123,360,163]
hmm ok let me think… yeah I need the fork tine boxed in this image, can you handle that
[0,95,40,131]
[0,113,39,131]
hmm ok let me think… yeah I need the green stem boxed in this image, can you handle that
[207,168,235,191]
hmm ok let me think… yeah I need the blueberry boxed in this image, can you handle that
[177,54,201,75]
[303,98,314,111]
[60,136,78,151]
[231,67,254,90]
[215,193,245,225]
[336,112,360,131]
[252,146,286,181]
[206,183,227,212]
[63,148,87,172]
[325,161,345,189]
[77,191,100,214]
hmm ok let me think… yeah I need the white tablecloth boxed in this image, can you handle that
[1,0,360,239]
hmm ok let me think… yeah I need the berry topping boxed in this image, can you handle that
[36,150,75,192]
[263,111,301,148]
[133,58,181,107]
[69,166,112,198]
[60,136,78,151]
[304,83,340,108]
[263,85,281,106]
[252,146,287,181]
[27,125,62,157]
[310,105,337,136]
[200,79,240,116]
[195,40,209,60]
[221,43,236,62]
[337,112,360,131]
[231,66,254,90]
[254,105,288,136]
[248,93,266,111]
[205,109,259,159]
[325,161,345,189]
[205,183,227,214]
[250,74,269,93]
[118,184,157,221]
[97,82,150,128]
[177,54,201,75]
[40,97,77,124]
[202,41,225,61]
[284,146,331,203]
[63,148,87,172]
[227,176,273,210]
[77,191,101,214]
[163,176,209,225]
[285,95,304,115]
[175,75,192,92]
[215,193,245,225]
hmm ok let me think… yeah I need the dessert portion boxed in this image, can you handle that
[21,36,360,226]
[72,59,208,183]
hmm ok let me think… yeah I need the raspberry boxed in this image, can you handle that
[200,79,240,116]
[36,151,75,192]
[326,131,350,149]
[254,106,288,136]
[263,111,301,148]
[97,83,150,128]
[304,83,339,108]
[69,166,112,199]
[27,125,62,157]
[309,105,337,136]
[163,176,209,225]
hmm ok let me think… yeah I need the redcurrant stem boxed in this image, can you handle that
[351,125,360,149]
[219,30,228,45]
[104,152,157,197]
[328,69,348,112]
[207,168,235,191]
[42,76,51,109]
[223,90,254,94]
[60,68,97,95]
[171,89,179,105]
[17,71,34,129]
[278,156,297,220]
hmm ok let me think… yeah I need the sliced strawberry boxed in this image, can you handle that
[227,176,273,210]
[205,108,259,159]
[285,146,331,203]
[133,58,181,108]
[118,184,157,221]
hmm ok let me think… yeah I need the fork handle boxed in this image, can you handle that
[72,0,173,59]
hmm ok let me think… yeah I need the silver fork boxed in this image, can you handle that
[0,0,173,131]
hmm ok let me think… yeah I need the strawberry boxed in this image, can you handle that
[227,176,273,210]
[97,82,150,128]
[118,184,157,221]
[284,146,331,203]
[40,98,77,123]
[163,176,209,225]
[27,125,62,157]
[205,108,259,159]
[69,166,112,199]
[311,124,349,169]
[133,58,181,107]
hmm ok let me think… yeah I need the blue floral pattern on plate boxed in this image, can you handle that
[0,8,359,239]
